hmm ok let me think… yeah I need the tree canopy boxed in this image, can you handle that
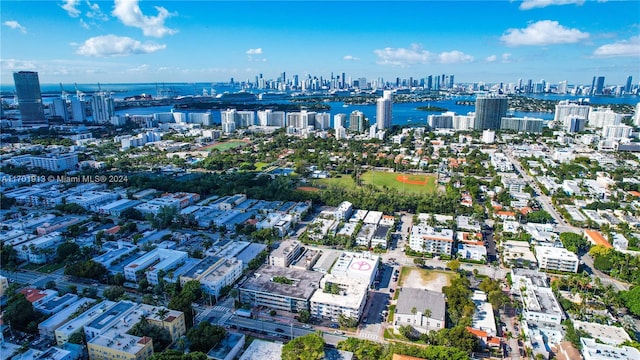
[282,333,325,360]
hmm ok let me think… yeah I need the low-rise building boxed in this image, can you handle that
[394,288,446,333]
[180,257,243,300]
[408,224,454,255]
[268,240,302,268]
[329,252,379,286]
[55,301,116,345]
[309,274,368,321]
[239,265,322,312]
[84,301,186,360]
[580,338,640,360]
[457,243,487,262]
[534,246,579,273]
[38,297,95,339]
[124,248,188,284]
[335,201,353,221]
[371,225,390,249]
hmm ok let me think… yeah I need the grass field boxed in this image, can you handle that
[312,171,436,194]
[209,141,247,151]
[254,162,269,171]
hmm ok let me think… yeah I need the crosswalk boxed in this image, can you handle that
[211,306,230,313]
[358,331,380,341]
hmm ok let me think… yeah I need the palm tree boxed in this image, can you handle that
[423,308,432,319]
[156,307,170,331]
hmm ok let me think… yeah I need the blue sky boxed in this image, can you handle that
[1,0,639,86]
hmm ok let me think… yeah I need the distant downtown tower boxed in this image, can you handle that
[376,90,393,130]
[474,95,508,130]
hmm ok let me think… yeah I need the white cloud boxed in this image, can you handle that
[246,48,262,55]
[374,44,432,66]
[80,18,90,29]
[485,54,498,63]
[112,0,177,38]
[85,1,109,21]
[593,36,640,57]
[519,0,584,10]
[3,20,27,34]
[61,0,81,17]
[438,50,474,64]
[343,55,359,61]
[76,35,166,57]
[502,53,512,62]
[500,20,589,46]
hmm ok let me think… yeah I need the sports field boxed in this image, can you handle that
[313,171,436,194]
[361,171,436,194]
[207,141,248,151]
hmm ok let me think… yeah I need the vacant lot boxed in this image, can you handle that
[399,267,457,292]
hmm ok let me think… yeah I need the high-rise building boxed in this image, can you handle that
[334,113,346,130]
[50,98,69,122]
[89,92,114,123]
[553,100,591,123]
[474,95,508,130]
[500,117,544,133]
[376,90,393,130]
[634,103,640,127]
[626,76,633,94]
[595,76,605,95]
[13,71,46,126]
[71,100,86,122]
[349,110,366,133]
[564,115,587,133]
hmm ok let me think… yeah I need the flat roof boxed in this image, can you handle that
[238,339,282,360]
[240,265,322,300]
[573,320,632,345]
[86,301,136,330]
[395,288,446,321]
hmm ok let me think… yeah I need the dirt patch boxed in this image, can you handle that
[401,268,453,292]
[296,186,320,192]
[396,175,427,186]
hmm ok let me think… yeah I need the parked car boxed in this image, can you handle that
[275,328,284,333]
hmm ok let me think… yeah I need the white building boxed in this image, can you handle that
[89,92,114,123]
[457,243,487,262]
[408,223,454,255]
[334,201,353,221]
[124,248,189,284]
[268,240,302,268]
[309,274,368,321]
[181,257,243,299]
[65,191,118,211]
[601,124,632,139]
[482,129,495,144]
[376,90,393,130]
[534,246,579,273]
[581,338,640,360]
[554,100,590,123]
[588,108,623,128]
[394,288,446,333]
[16,232,64,264]
[31,153,78,171]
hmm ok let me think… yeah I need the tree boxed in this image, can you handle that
[186,322,226,353]
[56,242,80,262]
[282,333,325,360]
[128,318,172,352]
[3,294,44,333]
[447,259,461,272]
[413,257,425,267]
[68,332,85,345]
[620,286,640,317]
[103,286,126,301]
[297,309,311,323]
[560,232,590,253]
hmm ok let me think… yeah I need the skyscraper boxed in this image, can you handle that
[349,110,366,133]
[595,76,605,95]
[89,92,115,123]
[474,95,508,130]
[13,71,46,126]
[625,76,633,94]
[376,90,393,130]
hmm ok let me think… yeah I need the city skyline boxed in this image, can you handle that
[1,0,639,86]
